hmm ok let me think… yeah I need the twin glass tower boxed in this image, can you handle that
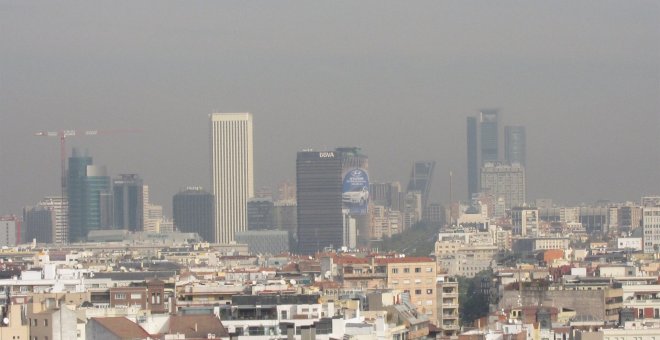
[210,113,254,244]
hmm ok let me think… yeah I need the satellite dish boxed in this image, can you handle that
[290,279,296,285]
[280,279,286,285]
[3,317,9,325]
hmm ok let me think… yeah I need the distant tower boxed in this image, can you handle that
[173,187,215,242]
[505,125,526,166]
[480,163,526,210]
[247,198,275,230]
[466,116,479,201]
[210,113,254,243]
[480,109,499,164]
[67,148,110,242]
[296,150,343,254]
[406,161,435,210]
[113,174,144,232]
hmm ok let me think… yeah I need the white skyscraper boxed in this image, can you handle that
[480,162,526,211]
[210,113,254,243]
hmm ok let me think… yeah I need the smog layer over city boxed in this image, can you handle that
[0,1,658,339]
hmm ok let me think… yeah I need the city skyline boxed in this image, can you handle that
[1,2,658,216]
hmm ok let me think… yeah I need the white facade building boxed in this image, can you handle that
[210,113,254,244]
[38,196,68,244]
[643,206,660,253]
[480,163,525,211]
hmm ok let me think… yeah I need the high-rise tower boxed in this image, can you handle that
[67,149,110,242]
[479,110,499,164]
[173,187,215,242]
[210,113,254,243]
[113,174,144,232]
[296,150,343,254]
[407,161,435,210]
[466,117,479,201]
[505,125,526,166]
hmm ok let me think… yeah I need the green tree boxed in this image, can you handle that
[457,269,492,326]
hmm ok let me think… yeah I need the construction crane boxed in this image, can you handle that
[34,129,141,229]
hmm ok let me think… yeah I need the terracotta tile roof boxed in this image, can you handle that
[91,317,150,339]
[168,314,229,338]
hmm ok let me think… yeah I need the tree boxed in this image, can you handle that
[457,269,493,326]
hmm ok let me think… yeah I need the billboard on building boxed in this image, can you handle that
[342,168,369,215]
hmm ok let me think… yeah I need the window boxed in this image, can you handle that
[415,289,422,295]
[415,268,421,273]
[425,267,432,272]
[115,293,126,299]
[427,289,433,294]
[391,268,398,274]
[403,268,410,273]
[44,319,48,327]
[130,293,142,299]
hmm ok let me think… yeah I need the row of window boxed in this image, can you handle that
[391,267,433,274]
[29,318,47,327]
[391,279,433,285]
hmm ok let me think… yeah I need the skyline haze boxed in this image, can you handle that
[1,1,658,216]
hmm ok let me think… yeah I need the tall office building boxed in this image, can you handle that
[113,174,144,232]
[406,161,435,210]
[144,204,163,232]
[467,116,479,201]
[24,205,55,244]
[505,125,526,166]
[210,113,254,243]
[296,150,343,254]
[67,149,110,242]
[274,199,297,238]
[84,165,111,234]
[173,187,215,242]
[30,196,68,244]
[247,198,274,230]
[480,163,525,211]
[480,110,499,164]
[338,147,370,246]
[68,148,92,242]
[370,182,402,209]
[643,206,660,253]
[0,216,20,247]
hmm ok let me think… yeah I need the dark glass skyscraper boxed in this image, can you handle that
[480,110,499,164]
[113,174,144,232]
[247,198,274,230]
[467,116,479,200]
[67,148,110,242]
[67,148,92,242]
[407,161,435,209]
[505,125,526,166]
[296,150,343,254]
[173,187,214,242]
[23,206,55,244]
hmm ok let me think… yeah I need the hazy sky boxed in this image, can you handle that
[1,1,658,216]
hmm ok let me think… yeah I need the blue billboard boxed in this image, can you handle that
[342,168,369,215]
